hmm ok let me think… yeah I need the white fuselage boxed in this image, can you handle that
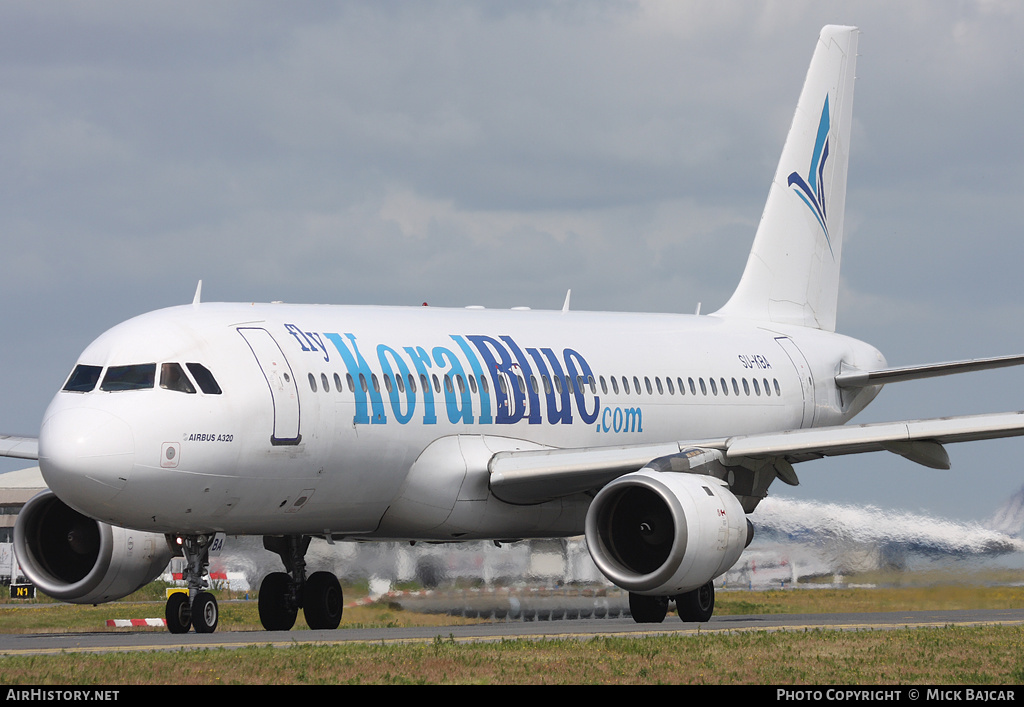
[37,302,884,540]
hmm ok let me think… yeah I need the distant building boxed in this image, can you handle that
[0,466,45,583]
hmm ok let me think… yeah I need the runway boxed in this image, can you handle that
[3,609,1023,656]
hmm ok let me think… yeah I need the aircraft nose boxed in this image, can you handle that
[38,407,135,513]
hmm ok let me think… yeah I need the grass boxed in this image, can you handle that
[1,626,1023,684]
[2,581,1024,684]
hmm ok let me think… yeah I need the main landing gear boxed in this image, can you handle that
[628,581,716,624]
[258,535,344,631]
[165,534,219,634]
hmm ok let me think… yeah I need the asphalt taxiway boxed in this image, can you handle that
[2,609,1023,656]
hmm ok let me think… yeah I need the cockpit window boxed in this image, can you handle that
[62,365,103,393]
[100,364,156,391]
[186,362,222,395]
[160,363,196,394]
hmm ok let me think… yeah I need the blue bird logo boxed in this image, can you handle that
[788,96,833,256]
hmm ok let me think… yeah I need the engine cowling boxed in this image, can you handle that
[14,490,174,604]
[585,469,750,595]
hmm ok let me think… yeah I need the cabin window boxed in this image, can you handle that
[600,376,608,394]
[774,378,782,396]
[63,364,102,393]
[186,363,222,395]
[644,377,653,395]
[160,363,196,394]
[334,373,344,393]
[321,373,330,392]
[308,373,318,392]
[611,376,619,394]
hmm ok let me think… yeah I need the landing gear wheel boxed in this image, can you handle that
[676,581,715,622]
[259,571,298,631]
[193,591,219,633]
[629,592,668,623]
[303,571,343,630]
[165,592,192,634]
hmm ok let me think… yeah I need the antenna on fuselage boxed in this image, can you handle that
[562,289,571,313]
[192,280,203,308]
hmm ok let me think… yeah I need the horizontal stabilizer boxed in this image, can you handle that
[836,354,1024,388]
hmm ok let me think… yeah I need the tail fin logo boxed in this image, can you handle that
[787,95,833,256]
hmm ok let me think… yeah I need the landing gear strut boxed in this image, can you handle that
[259,535,343,631]
[164,533,219,634]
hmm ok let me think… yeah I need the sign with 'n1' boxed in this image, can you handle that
[10,584,35,599]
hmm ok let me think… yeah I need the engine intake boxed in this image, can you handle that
[585,469,750,595]
[14,490,173,604]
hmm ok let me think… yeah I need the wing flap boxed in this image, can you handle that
[725,411,1024,462]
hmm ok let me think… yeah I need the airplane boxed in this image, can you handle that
[6,24,1024,633]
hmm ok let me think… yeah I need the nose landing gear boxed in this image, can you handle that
[164,534,219,634]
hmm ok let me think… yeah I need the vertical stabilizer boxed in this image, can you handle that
[713,26,858,332]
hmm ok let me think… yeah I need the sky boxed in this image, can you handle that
[2,1,1023,524]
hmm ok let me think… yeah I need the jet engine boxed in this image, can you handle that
[14,490,174,604]
[584,469,751,595]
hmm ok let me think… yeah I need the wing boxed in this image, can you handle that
[0,435,38,460]
[489,410,1024,504]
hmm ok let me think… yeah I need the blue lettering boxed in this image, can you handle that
[284,323,311,352]
[527,347,572,425]
[501,337,542,425]
[377,344,415,424]
[432,346,473,424]
[451,335,492,424]
[403,346,438,425]
[564,348,599,424]
[325,333,387,425]
[468,335,525,425]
